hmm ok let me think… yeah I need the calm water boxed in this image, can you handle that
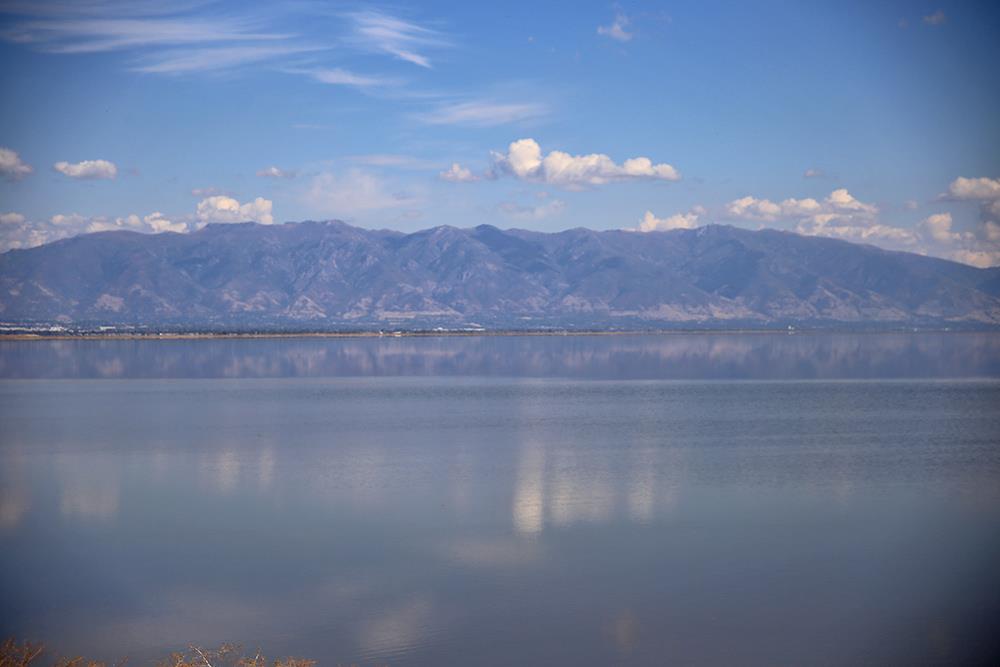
[1,333,999,665]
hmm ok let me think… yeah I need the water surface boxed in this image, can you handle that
[1,333,999,665]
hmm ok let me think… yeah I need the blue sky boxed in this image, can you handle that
[1,0,999,265]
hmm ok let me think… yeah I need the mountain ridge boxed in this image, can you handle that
[2,220,999,329]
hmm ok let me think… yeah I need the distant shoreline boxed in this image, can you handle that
[1,327,995,341]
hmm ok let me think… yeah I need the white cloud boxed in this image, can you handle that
[142,211,187,233]
[196,195,273,225]
[347,154,437,169]
[919,212,967,244]
[191,186,229,197]
[985,221,1000,242]
[948,249,1000,268]
[489,138,680,190]
[727,188,917,245]
[727,189,868,221]
[803,168,825,179]
[348,10,447,68]
[923,10,946,26]
[724,185,1000,266]
[53,159,118,180]
[439,163,478,182]
[1,210,189,252]
[0,147,33,181]
[0,5,311,76]
[134,44,324,74]
[418,100,549,127]
[2,14,291,54]
[498,197,566,220]
[945,175,1000,229]
[256,166,296,179]
[0,192,278,252]
[948,176,1000,201]
[635,207,703,232]
[289,67,397,88]
[304,169,419,215]
[597,13,633,42]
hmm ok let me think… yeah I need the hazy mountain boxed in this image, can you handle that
[2,220,999,329]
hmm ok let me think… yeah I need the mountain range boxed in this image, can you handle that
[2,220,999,329]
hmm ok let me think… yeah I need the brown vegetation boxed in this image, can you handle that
[0,640,315,667]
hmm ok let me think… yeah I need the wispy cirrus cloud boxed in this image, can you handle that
[346,10,448,68]
[304,169,421,216]
[922,10,946,26]
[498,194,566,220]
[597,12,633,42]
[293,67,399,89]
[348,154,438,170]
[0,0,291,53]
[134,44,325,74]
[0,2,315,74]
[256,166,296,179]
[418,100,549,127]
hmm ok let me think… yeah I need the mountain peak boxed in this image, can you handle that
[1,222,997,329]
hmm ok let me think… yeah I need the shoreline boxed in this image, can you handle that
[1,328,995,341]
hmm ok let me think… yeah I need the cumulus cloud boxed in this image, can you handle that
[726,195,822,221]
[726,188,918,245]
[597,13,633,42]
[933,176,1000,266]
[0,147,33,181]
[256,166,296,179]
[54,159,118,180]
[196,196,273,225]
[489,138,680,190]
[1,193,278,252]
[948,176,1000,201]
[945,176,1000,229]
[142,212,187,233]
[919,213,967,243]
[948,249,1000,268]
[1,211,189,252]
[439,163,479,182]
[724,184,1000,267]
[635,207,703,232]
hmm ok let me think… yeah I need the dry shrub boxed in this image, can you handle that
[1,641,314,667]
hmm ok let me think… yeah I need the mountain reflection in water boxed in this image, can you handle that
[2,332,999,380]
[1,334,999,664]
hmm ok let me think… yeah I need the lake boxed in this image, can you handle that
[1,333,999,665]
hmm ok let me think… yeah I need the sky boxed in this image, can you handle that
[1,0,999,266]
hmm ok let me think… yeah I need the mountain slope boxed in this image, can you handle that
[1,221,998,328]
